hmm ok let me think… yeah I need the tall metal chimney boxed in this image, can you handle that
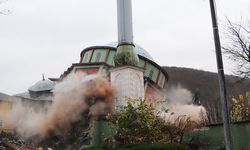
[114,0,139,66]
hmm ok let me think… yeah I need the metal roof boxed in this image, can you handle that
[28,79,55,92]
[15,92,53,101]
[0,92,19,102]
[106,42,155,61]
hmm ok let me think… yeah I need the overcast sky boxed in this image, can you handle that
[0,0,249,95]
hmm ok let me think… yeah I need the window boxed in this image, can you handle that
[0,120,3,128]
[149,69,154,79]
[107,51,116,65]
[96,52,101,62]
[159,76,165,88]
[83,53,89,63]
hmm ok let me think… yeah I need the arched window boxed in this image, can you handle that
[83,53,89,63]
[96,52,101,62]
[149,69,154,79]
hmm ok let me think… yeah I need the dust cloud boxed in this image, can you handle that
[161,84,207,123]
[5,73,115,142]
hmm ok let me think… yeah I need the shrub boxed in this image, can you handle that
[106,98,193,146]
[230,92,250,122]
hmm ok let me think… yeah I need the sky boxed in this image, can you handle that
[0,0,249,95]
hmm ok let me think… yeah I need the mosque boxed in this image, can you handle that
[15,42,168,107]
[0,1,171,147]
[15,0,169,107]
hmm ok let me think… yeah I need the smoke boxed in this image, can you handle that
[161,84,207,123]
[5,73,115,142]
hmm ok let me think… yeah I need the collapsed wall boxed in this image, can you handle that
[3,73,115,149]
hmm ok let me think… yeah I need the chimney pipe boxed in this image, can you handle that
[114,0,139,66]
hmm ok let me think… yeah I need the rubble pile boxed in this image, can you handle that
[0,132,37,150]
[38,119,91,150]
[0,139,38,150]
[0,118,91,150]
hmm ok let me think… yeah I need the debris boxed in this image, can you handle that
[0,139,38,150]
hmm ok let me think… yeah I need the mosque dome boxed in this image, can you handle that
[28,79,55,92]
[106,42,154,61]
[74,42,168,89]
[15,78,55,101]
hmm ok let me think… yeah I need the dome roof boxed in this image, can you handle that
[106,42,154,61]
[28,79,55,92]
[15,91,53,101]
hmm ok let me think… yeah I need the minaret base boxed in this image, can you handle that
[110,65,144,107]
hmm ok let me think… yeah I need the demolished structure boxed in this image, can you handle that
[0,0,170,149]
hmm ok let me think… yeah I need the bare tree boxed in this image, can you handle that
[222,18,250,78]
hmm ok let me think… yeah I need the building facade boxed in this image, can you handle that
[57,42,169,103]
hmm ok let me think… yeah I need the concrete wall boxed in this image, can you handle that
[184,121,250,150]
[92,120,116,147]
[110,66,144,107]
[0,101,12,132]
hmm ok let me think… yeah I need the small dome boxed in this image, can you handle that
[106,42,154,61]
[28,79,55,92]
